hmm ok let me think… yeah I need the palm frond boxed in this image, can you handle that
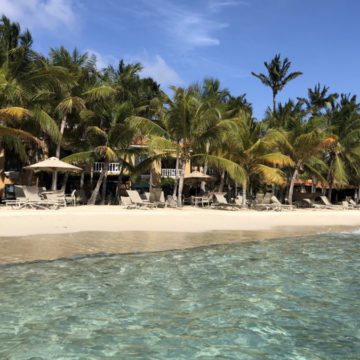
[31,108,61,142]
[257,152,294,167]
[83,85,115,101]
[0,107,31,121]
[253,164,287,185]
[0,125,41,144]
[62,151,96,164]
[56,96,85,116]
[193,154,246,184]
[126,116,166,136]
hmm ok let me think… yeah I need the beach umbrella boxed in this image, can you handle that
[24,157,82,173]
[184,170,213,181]
[184,170,214,183]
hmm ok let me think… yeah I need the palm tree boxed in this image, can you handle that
[0,106,46,195]
[298,83,338,116]
[128,86,246,206]
[323,94,360,200]
[223,115,293,206]
[252,54,302,112]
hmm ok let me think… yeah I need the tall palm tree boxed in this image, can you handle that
[128,86,246,206]
[252,54,302,112]
[324,94,360,200]
[223,116,293,206]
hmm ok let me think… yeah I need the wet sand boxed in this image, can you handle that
[0,206,359,264]
[0,226,355,264]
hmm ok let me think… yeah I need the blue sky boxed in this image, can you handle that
[1,0,359,118]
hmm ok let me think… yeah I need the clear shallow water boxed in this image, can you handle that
[0,233,359,360]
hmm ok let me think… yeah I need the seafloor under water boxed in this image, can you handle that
[0,232,359,359]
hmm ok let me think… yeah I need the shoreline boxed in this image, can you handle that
[0,206,359,264]
[1,206,360,237]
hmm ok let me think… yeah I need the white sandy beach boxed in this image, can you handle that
[1,206,360,237]
[0,206,359,264]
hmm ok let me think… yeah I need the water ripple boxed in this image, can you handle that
[0,233,359,359]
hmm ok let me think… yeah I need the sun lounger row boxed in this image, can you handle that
[4,186,71,209]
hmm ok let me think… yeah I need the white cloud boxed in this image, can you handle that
[140,55,183,87]
[86,49,117,70]
[130,54,183,87]
[0,0,77,31]
[208,0,249,12]
[143,1,227,49]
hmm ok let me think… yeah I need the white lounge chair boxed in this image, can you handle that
[126,190,157,209]
[319,196,344,209]
[43,190,67,207]
[271,196,294,210]
[211,193,241,210]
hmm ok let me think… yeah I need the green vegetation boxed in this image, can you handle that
[1,15,360,205]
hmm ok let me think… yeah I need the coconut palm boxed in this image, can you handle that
[298,83,338,116]
[323,94,360,200]
[128,86,246,206]
[222,115,293,206]
[252,54,302,112]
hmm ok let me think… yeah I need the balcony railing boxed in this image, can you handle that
[161,168,184,177]
[93,162,122,174]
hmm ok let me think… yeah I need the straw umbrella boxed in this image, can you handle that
[184,170,213,183]
[24,157,82,190]
[184,170,214,196]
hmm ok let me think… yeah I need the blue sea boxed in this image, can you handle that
[0,232,359,359]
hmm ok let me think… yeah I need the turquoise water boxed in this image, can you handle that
[0,232,359,359]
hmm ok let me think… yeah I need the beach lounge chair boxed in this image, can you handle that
[20,186,59,209]
[319,196,344,209]
[254,192,279,211]
[348,199,360,209]
[271,196,294,210]
[302,198,337,210]
[120,196,137,209]
[302,198,325,209]
[211,193,241,210]
[43,190,67,207]
[4,185,28,208]
[126,190,157,208]
[340,201,357,210]
[65,189,77,206]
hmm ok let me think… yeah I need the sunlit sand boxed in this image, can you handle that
[0,207,359,263]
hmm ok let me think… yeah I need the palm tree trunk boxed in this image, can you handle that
[177,161,186,207]
[311,176,317,193]
[326,156,335,200]
[52,115,67,191]
[80,172,84,189]
[201,142,210,192]
[173,149,180,197]
[88,162,108,205]
[116,159,125,204]
[272,92,276,113]
[100,170,108,205]
[0,144,5,199]
[242,178,247,207]
[219,170,225,192]
[288,167,299,206]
